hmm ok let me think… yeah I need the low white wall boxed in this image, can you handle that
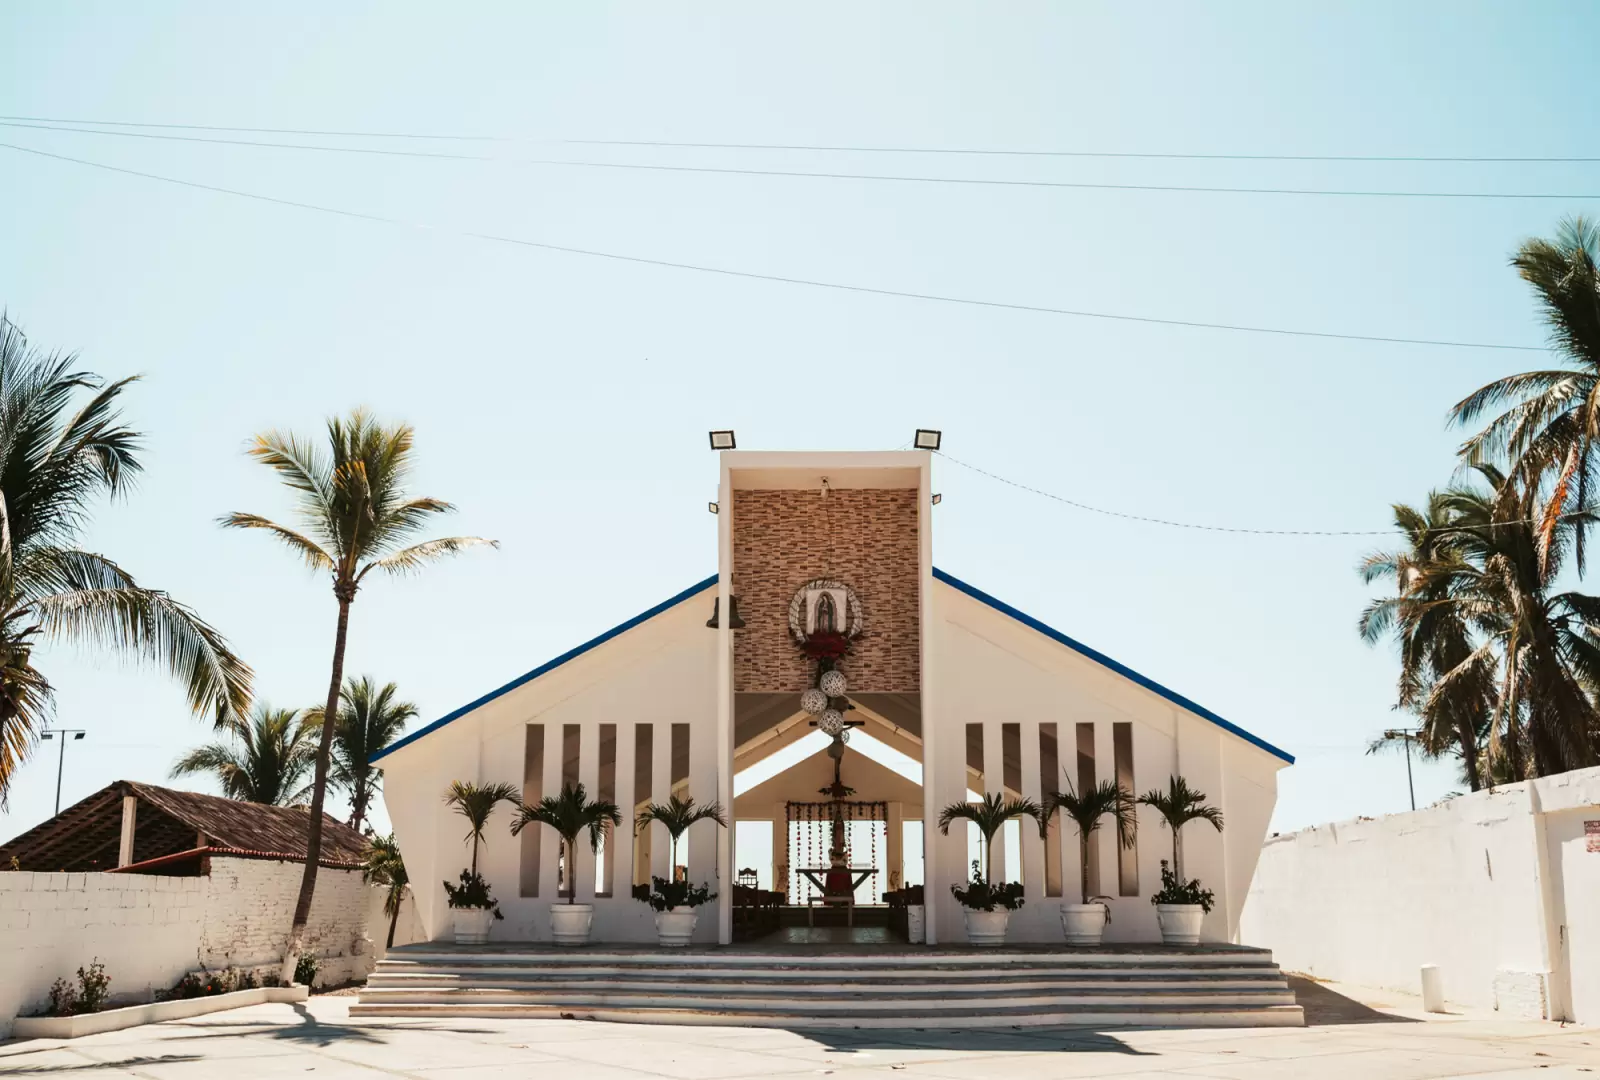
[0,857,386,1037]
[1240,766,1600,1024]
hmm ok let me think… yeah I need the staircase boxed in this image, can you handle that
[352,944,1304,1028]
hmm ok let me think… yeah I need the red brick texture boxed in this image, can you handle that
[732,488,921,693]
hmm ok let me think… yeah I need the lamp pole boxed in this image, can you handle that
[1380,728,1418,811]
[40,728,87,816]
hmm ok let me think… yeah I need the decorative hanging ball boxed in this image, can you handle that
[837,727,851,745]
[801,688,828,716]
[819,669,848,698]
[818,709,845,736]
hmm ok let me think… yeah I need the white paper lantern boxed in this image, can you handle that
[819,669,847,698]
[801,688,828,716]
[818,709,845,736]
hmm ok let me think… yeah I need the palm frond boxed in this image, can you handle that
[217,513,334,572]
[359,536,498,580]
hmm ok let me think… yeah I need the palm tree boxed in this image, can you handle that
[221,409,494,980]
[0,317,252,805]
[303,676,417,834]
[936,792,1046,886]
[1451,217,1600,565]
[1049,779,1136,906]
[634,794,727,879]
[1136,776,1223,880]
[443,780,519,875]
[363,833,409,950]
[1359,496,1498,790]
[171,703,316,805]
[511,782,623,903]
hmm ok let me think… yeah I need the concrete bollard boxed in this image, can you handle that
[1420,964,1445,1013]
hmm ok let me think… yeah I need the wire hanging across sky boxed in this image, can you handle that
[6,120,1600,202]
[0,140,1549,354]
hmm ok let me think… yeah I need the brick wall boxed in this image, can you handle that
[732,487,920,693]
[0,858,381,1036]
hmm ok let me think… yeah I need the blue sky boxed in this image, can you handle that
[3,3,1598,843]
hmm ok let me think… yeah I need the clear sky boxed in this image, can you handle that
[4,3,1599,845]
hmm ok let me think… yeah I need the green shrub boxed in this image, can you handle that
[293,953,320,988]
[635,876,716,912]
[46,978,77,1017]
[75,960,110,1013]
[1150,860,1215,913]
[950,860,1025,912]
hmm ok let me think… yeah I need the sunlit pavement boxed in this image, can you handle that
[1,979,1596,1080]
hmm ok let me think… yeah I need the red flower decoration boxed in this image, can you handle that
[800,632,851,661]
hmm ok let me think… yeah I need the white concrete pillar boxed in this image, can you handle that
[576,722,599,903]
[1093,720,1117,897]
[982,721,1006,885]
[613,722,636,900]
[715,458,735,945]
[118,795,137,867]
[650,721,672,883]
[1019,720,1045,895]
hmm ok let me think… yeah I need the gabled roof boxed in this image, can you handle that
[376,569,1293,766]
[0,780,369,873]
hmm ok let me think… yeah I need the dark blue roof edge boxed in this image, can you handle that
[932,567,1295,765]
[374,574,719,763]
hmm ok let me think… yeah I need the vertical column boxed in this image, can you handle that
[771,811,786,897]
[651,717,672,882]
[576,723,599,903]
[917,452,938,944]
[539,722,562,900]
[118,795,137,868]
[1093,721,1117,899]
[612,722,634,901]
[982,721,1005,884]
[1018,721,1044,896]
[715,457,734,944]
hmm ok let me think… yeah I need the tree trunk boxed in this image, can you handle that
[1078,833,1091,905]
[351,786,368,837]
[386,895,401,949]
[1460,720,1482,792]
[983,830,996,885]
[281,594,352,984]
[1171,826,1181,881]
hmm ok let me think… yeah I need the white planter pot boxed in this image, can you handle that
[962,908,1010,946]
[1060,903,1109,945]
[550,903,594,946]
[451,907,495,945]
[654,907,700,947]
[1155,903,1205,946]
[906,904,925,944]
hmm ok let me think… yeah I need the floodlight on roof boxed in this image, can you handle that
[708,430,736,450]
[914,429,942,451]
[931,493,942,505]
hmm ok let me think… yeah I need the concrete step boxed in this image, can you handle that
[355,987,1299,1010]
[379,947,1281,968]
[366,976,1290,995]
[347,1001,1307,1028]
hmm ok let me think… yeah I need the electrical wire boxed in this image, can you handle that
[6,120,1600,201]
[0,139,1546,354]
[935,450,1585,538]
[4,113,1598,163]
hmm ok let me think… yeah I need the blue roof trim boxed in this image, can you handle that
[932,567,1295,764]
[374,574,719,762]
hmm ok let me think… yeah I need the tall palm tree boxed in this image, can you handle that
[0,317,251,804]
[1451,217,1600,565]
[222,409,494,980]
[303,676,417,834]
[1049,780,1136,906]
[936,792,1046,886]
[1136,776,1223,880]
[171,703,316,805]
[363,833,409,950]
[1359,496,1498,789]
[443,780,519,875]
[634,794,727,878]
[511,782,623,903]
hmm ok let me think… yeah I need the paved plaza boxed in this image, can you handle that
[1,979,1596,1080]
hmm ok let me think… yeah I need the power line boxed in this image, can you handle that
[4,113,1598,164]
[0,139,1545,353]
[936,451,1586,538]
[6,120,1600,202]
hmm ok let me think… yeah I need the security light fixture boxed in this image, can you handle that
[914,428,942,451]
[931,493,942,505]
[40,728,87,815]
[708,430,736,451]
[708,501,719,514]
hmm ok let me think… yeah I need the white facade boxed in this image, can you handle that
[1242,765,1600,1024]
[377,450,1291,946]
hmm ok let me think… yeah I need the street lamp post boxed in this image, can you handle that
[1380,728,1419,811]
[39,728,87,816]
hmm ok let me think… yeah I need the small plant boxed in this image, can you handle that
[235,967,259,991]
[47,977,77,1017]
[442,868,504,917]
[950,860,1026,912]
[511,781,623,903]
[634,795,727,885]
[636,875,716,912]
[1150,859,1215,913]
[293,952,320,987]
[75,960,110,1013]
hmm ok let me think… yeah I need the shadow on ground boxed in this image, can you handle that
[1287,976,1419,1026]
[0,1053,204,1074]
[776,1026,1151,1054]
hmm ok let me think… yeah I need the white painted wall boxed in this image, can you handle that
[1240,765,1600,1024]
[0,858,385,1037]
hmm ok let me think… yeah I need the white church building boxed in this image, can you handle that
[373,447,1293,948]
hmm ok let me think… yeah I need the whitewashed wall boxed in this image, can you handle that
[1241,766,1600,1024]
[0,858,384,1037]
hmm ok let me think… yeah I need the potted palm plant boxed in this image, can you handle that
[1048,779,1136,945]
[1138,776,1224,945]
[511,781,622,945]
[937,793,1045,946]
[441,781,519,944]
[634,795,727,946]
